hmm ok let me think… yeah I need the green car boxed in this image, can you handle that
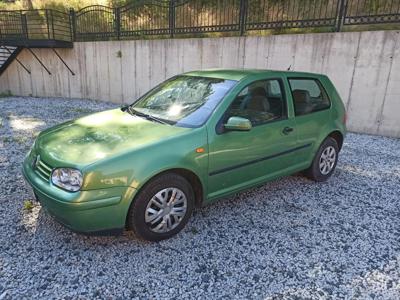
[23,69,346,241]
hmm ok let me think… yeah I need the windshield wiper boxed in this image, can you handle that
[124,106,171,125]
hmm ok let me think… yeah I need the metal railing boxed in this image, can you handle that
[0,9,72,43]
[245,0,341,31]
[72,5,116,40]
[73,0,400,40]
[1,0,399,44]
[343,0,400,25]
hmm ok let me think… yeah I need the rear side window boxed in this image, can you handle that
[288,78,330,116]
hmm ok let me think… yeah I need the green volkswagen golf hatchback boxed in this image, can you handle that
[23,69,346,241]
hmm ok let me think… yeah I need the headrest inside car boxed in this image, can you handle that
[292,89,311,104]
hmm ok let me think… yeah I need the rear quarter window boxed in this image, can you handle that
[288,78,331,116]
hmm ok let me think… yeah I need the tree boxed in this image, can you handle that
[23,0,33,9]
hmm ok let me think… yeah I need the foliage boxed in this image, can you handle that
[0,0,106,10]
[23,200,34,211]
[0,90,12,97]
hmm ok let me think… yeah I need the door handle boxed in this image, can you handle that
[283,127,294,135]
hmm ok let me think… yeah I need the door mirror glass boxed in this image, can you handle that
[224,116,252,131]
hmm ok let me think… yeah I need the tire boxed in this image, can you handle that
[127,173,194,242]
[304,137,339,182]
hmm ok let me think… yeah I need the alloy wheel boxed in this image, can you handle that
[319,146,336,175]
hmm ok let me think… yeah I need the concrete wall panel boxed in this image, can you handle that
[120,40,137,103]
[1,31,399,137]
[181,39,203,73]
[15,49,32,96]
[107,42,123,103]
[378,31,400,137]
[346,31,397,135]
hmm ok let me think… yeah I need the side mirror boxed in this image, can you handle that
[224,116,252,131]
[120,105,129,112]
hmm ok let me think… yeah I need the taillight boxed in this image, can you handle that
[343,113,347,125]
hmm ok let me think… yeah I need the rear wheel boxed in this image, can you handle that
[305,137,339,182]
[127,173,194,241]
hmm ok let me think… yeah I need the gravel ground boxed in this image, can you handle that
[1,96,400,299]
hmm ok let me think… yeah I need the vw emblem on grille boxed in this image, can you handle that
[33,155,40,169]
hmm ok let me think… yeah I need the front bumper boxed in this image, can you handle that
[22,157,136,234]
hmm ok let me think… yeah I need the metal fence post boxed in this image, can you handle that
[69,8,76,41]
[115,7,121,40]
[50,10,55,40]
[335,0,347,32]
[239,0,248,36]
[45,10,51,39]
[169,0,175,38]
[21,12,28,40]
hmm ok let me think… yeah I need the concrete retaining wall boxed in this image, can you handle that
[1,30,399,137]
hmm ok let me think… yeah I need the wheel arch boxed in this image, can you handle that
[126,168,205,224]
[328,130,344,151]
[164,168,204,208]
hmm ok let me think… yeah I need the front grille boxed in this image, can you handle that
[34,156,53,181]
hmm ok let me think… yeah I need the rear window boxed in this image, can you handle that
[288,78,330,116]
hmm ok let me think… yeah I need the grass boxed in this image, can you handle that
[342,23,400,32]
[191,226,199,235]
[23,200,34,212]
[2,136,11,143]
[0,90,12,98]
[14,136,29,144]
[2,135,29,145]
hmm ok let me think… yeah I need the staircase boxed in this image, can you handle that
[0,46,22,75]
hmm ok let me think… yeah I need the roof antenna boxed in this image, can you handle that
[287,64,292,71]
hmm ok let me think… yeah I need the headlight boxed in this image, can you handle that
[51,168,83,192]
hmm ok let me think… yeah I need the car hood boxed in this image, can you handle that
[36,109,189,166]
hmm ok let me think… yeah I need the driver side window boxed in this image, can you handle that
[227,79,287,126]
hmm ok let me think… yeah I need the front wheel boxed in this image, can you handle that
[304,137,339,182]
[127,173,194,241]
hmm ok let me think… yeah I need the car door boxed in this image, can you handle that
[206,77,298,200]
[287,77,332,165]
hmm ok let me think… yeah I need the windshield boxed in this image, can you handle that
[130,75,237,127]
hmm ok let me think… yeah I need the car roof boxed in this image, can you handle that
[184,69,325,81]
